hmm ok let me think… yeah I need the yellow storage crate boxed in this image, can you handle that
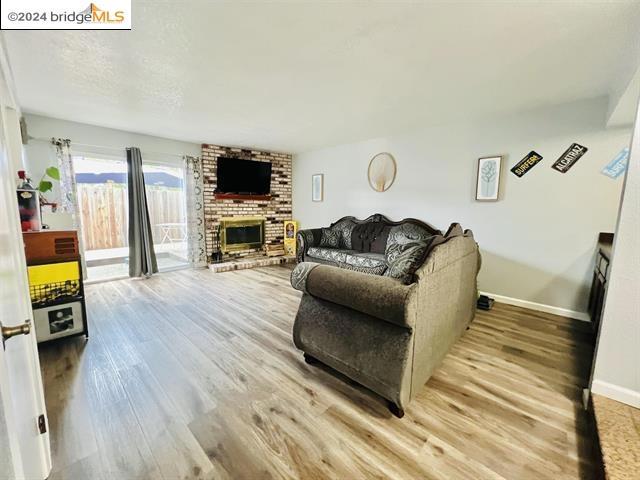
[27,261,81,306]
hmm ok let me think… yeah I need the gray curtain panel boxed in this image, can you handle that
[127,147,158,277]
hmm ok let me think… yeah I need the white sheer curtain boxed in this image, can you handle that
[184,155,207,267]
[52,138,78,224]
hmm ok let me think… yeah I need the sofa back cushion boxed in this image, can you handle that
[382,223,440,284]
[383,238,433,284]
[385,223,436,250]
[351,222,390,253]
[319,227,340,248]
[329,218,357,249]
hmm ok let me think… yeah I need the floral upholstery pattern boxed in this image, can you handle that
[307,247,387,271]
[297,215,441,285]
[290,262,321,293]
[386,223,434,254]
[338,262,387,275]
[383,241,431,283]
[330,218,357,249]
[298,229,316,246]
[296,229,319,263]
[342,252,386,269]
[319,228,340,248]
[307,247,347,264]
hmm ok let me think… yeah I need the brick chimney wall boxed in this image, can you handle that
[201,144,292,260]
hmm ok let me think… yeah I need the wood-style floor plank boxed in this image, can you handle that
[38,265,600,479]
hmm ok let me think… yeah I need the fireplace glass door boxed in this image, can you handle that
[220,217,265,252]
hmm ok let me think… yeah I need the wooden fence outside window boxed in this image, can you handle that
[77,182,186,251]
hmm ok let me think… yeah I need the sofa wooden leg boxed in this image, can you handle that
[303,353,319,365]
[388,402,404,418]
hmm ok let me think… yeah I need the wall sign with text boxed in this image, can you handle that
[511,151,543,177]
[551,143,588,173]
[601,147,629,179]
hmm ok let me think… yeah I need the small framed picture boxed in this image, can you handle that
[312,174,323,202]
[476,156,502,201]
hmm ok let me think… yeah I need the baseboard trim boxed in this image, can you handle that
[591,380,640,408]
[479,291,590,322]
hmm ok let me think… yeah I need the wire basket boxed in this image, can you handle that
[30,280,81,307]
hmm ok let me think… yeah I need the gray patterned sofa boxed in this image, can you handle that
[291,214,480,417]
[296,214,443,283]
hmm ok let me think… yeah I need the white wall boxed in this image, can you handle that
[592,104,640,407]
[293,97,631,315]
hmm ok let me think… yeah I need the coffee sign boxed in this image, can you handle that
[552,143,588,173]
[511,151,543,177]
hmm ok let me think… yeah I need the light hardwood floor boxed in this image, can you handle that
[38,265,600,479]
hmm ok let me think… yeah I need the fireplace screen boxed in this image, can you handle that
[220,217,265,252]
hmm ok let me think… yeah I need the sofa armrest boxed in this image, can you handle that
[414,231,479,280]
[296,228,322,262]
[292,263,416,329]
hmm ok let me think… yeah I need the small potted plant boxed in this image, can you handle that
[37,166,61,213]
[17,166,60,231]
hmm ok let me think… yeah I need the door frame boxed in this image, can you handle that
[0,37,52,480]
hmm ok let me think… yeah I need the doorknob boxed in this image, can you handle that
[1,320,31,349]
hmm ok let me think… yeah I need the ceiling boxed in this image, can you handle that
[4,1,640,153]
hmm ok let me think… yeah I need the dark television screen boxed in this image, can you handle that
[216,157,272,195]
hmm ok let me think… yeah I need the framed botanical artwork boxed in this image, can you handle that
[312,174,323,202]
[476,156,502,201]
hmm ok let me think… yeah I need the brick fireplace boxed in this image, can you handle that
[201,144,292,261]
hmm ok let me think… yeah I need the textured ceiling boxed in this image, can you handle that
[3,1,640,153]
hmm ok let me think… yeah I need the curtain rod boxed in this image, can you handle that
[28,136,189,158]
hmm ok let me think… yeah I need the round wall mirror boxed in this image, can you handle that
[368,152,397,192]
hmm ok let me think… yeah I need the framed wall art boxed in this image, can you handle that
[312,174,323,202]
[368,152,397,192]
[476,156,502,201]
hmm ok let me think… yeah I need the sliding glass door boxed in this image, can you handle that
[143,163,189,271]
[74,156,129,281]
[74,155,189,282]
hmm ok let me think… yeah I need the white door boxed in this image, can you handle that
[0,84,52,477]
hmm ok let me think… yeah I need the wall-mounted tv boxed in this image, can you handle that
[215,157,272,195]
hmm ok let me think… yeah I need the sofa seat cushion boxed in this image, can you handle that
[341,251,387,275]
[307,247,350,264]
[307,248,387,275]
[351,252,385,261]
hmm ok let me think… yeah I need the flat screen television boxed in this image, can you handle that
[215,157,272,195]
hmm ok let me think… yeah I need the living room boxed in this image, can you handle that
[1,2,638,479]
